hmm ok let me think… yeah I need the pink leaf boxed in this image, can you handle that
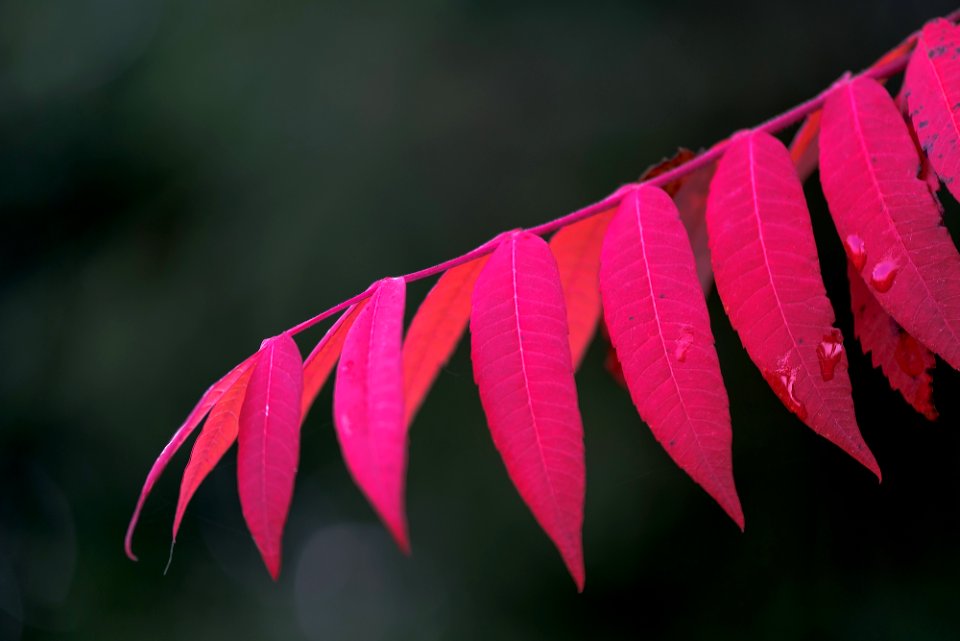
[819,76,960,371]
[638,151,715,293]
[600,185,743,527]
[848,262,937,420]
[173,363,257,540]
[301,300,370,418]
[708,130,880,478]
[124,351,260,561]
[470,231,586,591]
[788,37,917,184]
[333,277,410,552]
[598,150,716,386]
[403,257,488,426]
[237,333,304,580]
[905,18,960,202]
[549,209,615,369]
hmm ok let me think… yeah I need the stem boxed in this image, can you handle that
[286,11,956,338]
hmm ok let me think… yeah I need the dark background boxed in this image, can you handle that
[3,1,960,639]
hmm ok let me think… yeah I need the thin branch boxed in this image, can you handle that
[286,10,958,338]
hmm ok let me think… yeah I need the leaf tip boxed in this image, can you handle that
[385,515,411,556]
[568,556,585,593]
[262,551,282,581]
[708,487,745,531]
[124,510,142,561]
[248,526,284,581]
[835,432,881,482]
[171,512,186,545]
[861,450,882,483]
[555,537,585,593]
[124,540,139,562]
[729,505,746,532]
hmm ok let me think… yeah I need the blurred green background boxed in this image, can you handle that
[4,1,960,639]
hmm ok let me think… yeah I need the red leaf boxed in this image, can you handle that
[640,149,697,195]
[403,258,488,426]
[549,209,615,369]
[470,231,586,591]
[334,277,410,552]
[600,185,743,527]
[789,37,917,184]
[237,333,304,580]
[640,150,715,293]
[301,300,370,418]
[708,130,880,478]
[598,151,717,387]
[124,351,260,561]
[673,161,717,294]
[875,36,920,67]
[905,19,960,202]
[819,76,960,371]
[848,262,937,420]
[173,364,257,539]
[641,149,716,293]
[789,110,822,182]
[600,320,627,388]
[638,150,717,293]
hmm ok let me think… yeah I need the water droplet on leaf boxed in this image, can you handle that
[764,365,807,421]
[894,332,926,377]
[870,260,898,293]
[816,329,844,382]
[845,234,867,271]
[674,325,694,363]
